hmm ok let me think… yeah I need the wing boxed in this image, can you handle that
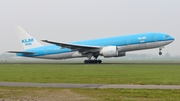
[8,51,35,54]
[41,40,101,52]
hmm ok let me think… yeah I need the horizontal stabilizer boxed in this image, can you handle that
[8,51,35,54]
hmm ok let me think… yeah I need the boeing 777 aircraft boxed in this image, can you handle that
[8,26,174,64]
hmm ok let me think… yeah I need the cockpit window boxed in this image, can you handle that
[166,35,170,38]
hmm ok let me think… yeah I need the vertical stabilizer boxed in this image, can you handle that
[15,25,42,50]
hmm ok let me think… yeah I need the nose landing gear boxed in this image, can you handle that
[159,46,164,55]
[159,52,162,55]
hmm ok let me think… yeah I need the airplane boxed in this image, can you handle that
[8,25,175,64]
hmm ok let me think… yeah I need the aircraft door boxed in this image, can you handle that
[44,49,48,55]
[126,39,131,45]
[154,36,158,46]
[154,36,158,42]
[126,39,131,50]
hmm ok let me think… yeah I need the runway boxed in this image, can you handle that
[0,82,180,89]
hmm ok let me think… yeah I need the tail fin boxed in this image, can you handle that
[15,25,42,50]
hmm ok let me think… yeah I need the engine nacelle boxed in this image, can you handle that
[100,46,118,58]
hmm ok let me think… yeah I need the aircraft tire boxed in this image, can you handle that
[84,60,88,64]
[159,52,162,55]
[84,60,102,64]
[97,60,102,64]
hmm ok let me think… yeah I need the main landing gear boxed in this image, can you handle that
[84,60,102,64]
[84,54,102,64]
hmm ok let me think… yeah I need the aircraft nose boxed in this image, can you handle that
[170,36,175,41]
[164,35,175,44]
[169,36,175,43]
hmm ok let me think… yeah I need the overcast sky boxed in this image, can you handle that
[0,0,179,56]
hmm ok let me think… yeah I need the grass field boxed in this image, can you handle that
[0,63,180,85]
[0,87,180,101]
[0,63,180,101]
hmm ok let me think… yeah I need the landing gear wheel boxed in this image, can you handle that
[159,52,162,55]
[97,60,102,64]
[84,60,88,64]
[159,47,164,56]
[83,60,102,64]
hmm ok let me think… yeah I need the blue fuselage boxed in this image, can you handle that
[17,32,174,59]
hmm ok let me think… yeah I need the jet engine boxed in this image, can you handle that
[100,46,126,58]
[100,46,118,57]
